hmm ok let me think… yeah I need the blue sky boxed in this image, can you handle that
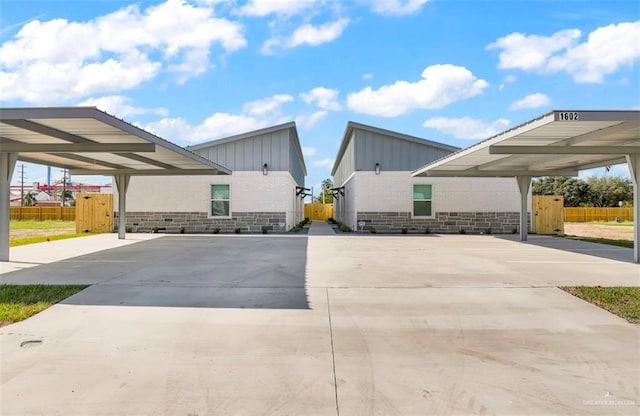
[1,0,639,195]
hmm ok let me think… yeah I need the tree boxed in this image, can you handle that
[532,176,591,207]
[586,176,633,207]
[532,175,633,207]
[313,178,334,204]
[22,191,37,206]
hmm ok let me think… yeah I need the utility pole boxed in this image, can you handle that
[61,169,67,207]
[18,164,29,207]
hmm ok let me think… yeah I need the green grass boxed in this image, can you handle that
[561,286,640,324]
[584,221,634,227]
[10,220,75,230]
[562,235,633,249]
[0,285,88,327]
[10,233,92,247]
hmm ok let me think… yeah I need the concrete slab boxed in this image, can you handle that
[308,221,336,235]
[1,233,639,415]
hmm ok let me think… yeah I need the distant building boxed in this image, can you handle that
[331,122,527,233]
[121,122,306,233]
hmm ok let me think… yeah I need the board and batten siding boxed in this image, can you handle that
[193,130,289,173]
[333,132,356,187]
[354,129,453,172]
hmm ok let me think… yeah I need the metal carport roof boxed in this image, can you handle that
[412,110,640,262]
[0,106,231,262]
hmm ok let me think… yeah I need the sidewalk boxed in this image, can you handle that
[307,220,335,235]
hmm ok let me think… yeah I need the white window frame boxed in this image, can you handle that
[210,184,231,218]
[412,183,434,218]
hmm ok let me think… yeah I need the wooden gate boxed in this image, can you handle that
[305,203,334,221]
[76,193,113,233]
[532,195,564,235]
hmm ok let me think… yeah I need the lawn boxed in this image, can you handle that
[0,285,88,327]
[562,235,633,249]
[9,220,91,247]
[561,286,640,324]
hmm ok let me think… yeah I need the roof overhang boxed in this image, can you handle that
[0,107,231,176]
[413,110,640,177]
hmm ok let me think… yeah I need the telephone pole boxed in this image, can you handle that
[19,164,26,207]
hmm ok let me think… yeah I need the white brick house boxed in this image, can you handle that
[332,122,528,233]
[119,122,306,233]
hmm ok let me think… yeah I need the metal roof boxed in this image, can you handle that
[332,121,460,176]
[0,107,231,176]
[413,110,640,177]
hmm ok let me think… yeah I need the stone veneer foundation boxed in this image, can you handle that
[115,211,287,233]
[355,212,526,234]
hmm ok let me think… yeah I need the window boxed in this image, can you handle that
[211,185,230,216]
[413,184,432,217]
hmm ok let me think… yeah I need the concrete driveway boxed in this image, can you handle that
[1,232,639,415]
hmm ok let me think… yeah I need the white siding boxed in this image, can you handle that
[352,172,529,213]
[116,171,302,228]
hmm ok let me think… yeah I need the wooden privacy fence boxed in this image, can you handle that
[532,195,564,235]
[305,203,334,221]
[76,194,113,233]
[564,207,634,222]
[10,206,75,221]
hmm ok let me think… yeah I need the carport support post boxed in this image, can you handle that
[516,175,531,242]
[114,174,130,240]
[0,152,18,262]
[627,155,640,263]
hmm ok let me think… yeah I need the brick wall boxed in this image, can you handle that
[116,211,287,233]
[356,211,526,234]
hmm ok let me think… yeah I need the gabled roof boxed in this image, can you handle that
[0,106,231,176]
[331,121,460,175]
[188,121,307,175]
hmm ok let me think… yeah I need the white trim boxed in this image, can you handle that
[411,182,435,219]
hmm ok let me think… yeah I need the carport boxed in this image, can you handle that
[0,107,231,262]
[413,110,640,262]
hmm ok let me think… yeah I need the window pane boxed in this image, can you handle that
[414,201,432,216]
[211,201,230,216]
[211,185,229,200]
[413,185,432,200]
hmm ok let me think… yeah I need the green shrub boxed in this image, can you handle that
[234,227,241,234]
[212,227,220,234]
[261,226,268,234]
[485,227,492,235]
[152,226,159,233]
[370,227,377,234]
[424,227,430,234]
[180,226,185,234]
[339,224,351,232]
[401,228,408,234]
[512,227,518,234]
[459,229,466,234]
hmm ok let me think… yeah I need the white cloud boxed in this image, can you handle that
[242,94,293,116]
[300,87,341,110]
[312,158,334,168]
[262,18,349,54]
[78,95,168,118]
[302,146,317,156]
[423,116,511,140]
[487,21,640,83]
[144,92,293,143]
[487,29,580,71]
[370,0,428,16]
[0,0,246,103]
[238,0,321,16]
[296,110,328,129]
[347,64,489,117]
[498,74,516,91]
[362,72,374,80]
[509,93,551,110]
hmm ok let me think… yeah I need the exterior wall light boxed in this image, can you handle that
[263,163,268,175]
[375,162,381,175]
